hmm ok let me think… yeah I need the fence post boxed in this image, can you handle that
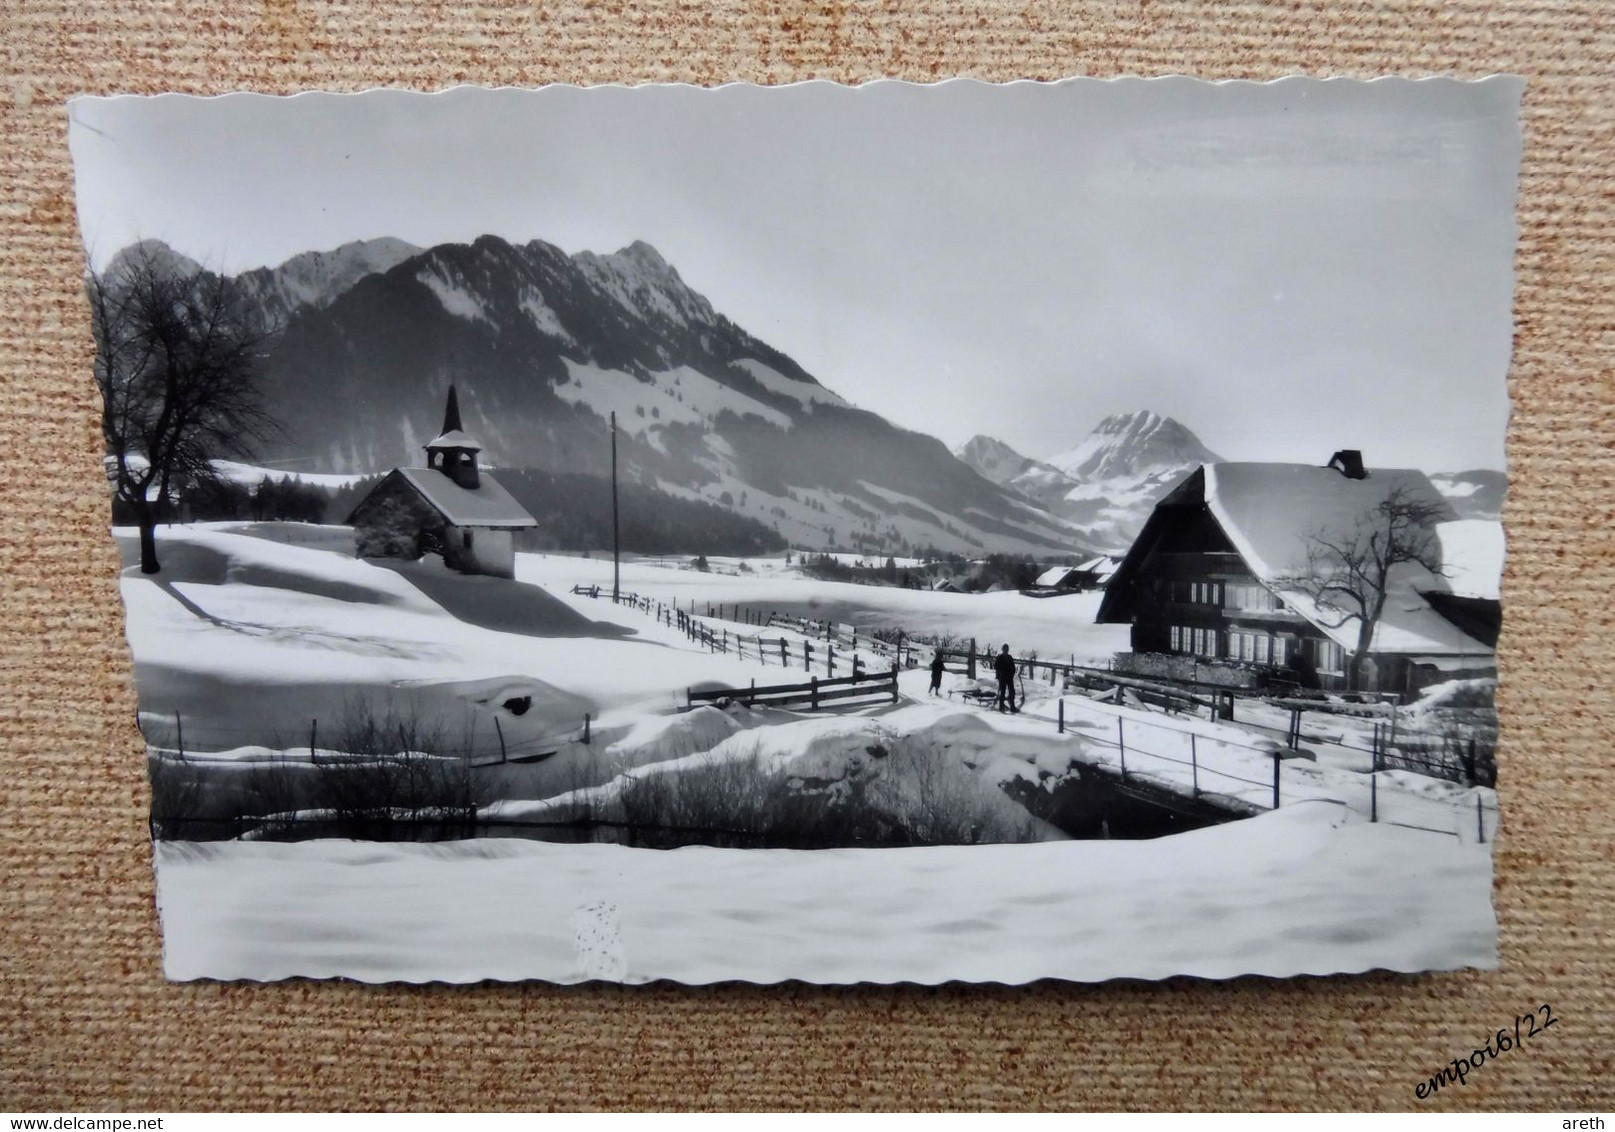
[1271,750,1281,809]
[890,666,899,703]
[811,676,819,710]
[494,716,507,764]
[804,641,811,670]
[1190,733,1199,797]
[310,718,318,764]
[968,638,977,679]
[175,712,185,760]
[1370,732,1379,823]
[781,640,788,666]
[828,643,835,676]
[1477,795,1486,844]
[1117,716,1126,779]
[749,678,756,707]
[853,653,862,678]
[583,713,591,745]
[1057,698,1065,734]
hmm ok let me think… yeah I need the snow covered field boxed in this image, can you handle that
[155,803,1496,982]
[120,522,1499,983]
[517,552,1131,662]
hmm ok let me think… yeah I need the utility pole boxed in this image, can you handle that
[611,411,621,602]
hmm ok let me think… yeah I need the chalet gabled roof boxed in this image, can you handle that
[1035,566,1079,587]
[1102,462,1501,658]
[392,467,536,528]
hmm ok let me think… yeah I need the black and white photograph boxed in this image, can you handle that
[68,77,1517,983]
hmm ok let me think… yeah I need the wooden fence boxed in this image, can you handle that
[687,667,900,711]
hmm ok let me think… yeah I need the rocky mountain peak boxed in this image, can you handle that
[103,239,204,285]
[954,435,1050,488]
[571,239,716,329]
[1047,410,1220,483]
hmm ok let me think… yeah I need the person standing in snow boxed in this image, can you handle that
[993,644,1018,713]
[929,649,946,695]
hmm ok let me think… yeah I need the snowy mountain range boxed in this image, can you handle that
[954,412,1223,553]
[954,417,1506,553]
[109,236,1099,557]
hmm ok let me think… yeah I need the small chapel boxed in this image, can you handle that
[347,386,536,578]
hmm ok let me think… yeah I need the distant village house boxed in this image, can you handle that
[347,387,537,578]
[1034,555,1120,593]
[1097,454,1501,696]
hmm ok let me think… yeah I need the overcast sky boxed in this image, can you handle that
[69,78,1521,472]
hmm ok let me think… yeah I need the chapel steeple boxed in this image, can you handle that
[424,385,482,489]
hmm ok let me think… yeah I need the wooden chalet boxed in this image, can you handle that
[347,387,537,578]
[1096,456,1501,695]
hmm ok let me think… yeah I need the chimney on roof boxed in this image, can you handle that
[1326,450,1367,480]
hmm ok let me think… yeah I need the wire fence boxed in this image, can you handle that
[1025,696,1497,842]
[140,709,594,769]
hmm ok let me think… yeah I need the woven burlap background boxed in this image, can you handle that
[2,0,1611,1112]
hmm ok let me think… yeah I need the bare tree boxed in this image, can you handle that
[1281,485,1449,690]
[88,245,277,573]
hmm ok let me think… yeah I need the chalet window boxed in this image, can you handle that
[1272,636,1288,666]
[462,530,473,550]
[1227,583,1278,612]
[1170,625,1182,651]
[1255,634,1271,664]
[1307,638,1345,672]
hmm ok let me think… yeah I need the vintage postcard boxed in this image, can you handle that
[68,77,1518,983]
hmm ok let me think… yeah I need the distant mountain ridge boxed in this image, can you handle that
[954,412,1223,554]
[233,238,421,331]
[106,236,1099,557]
[953,435,1056,487]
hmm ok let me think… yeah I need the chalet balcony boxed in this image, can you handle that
[1139,551,1247,579]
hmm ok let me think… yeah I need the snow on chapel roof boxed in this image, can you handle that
[395,467,536,528]
[425,428,482,451]
[1202,463,1499,657]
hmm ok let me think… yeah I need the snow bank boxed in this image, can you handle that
[491,704,1069,846]
[154,803,1496,983]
